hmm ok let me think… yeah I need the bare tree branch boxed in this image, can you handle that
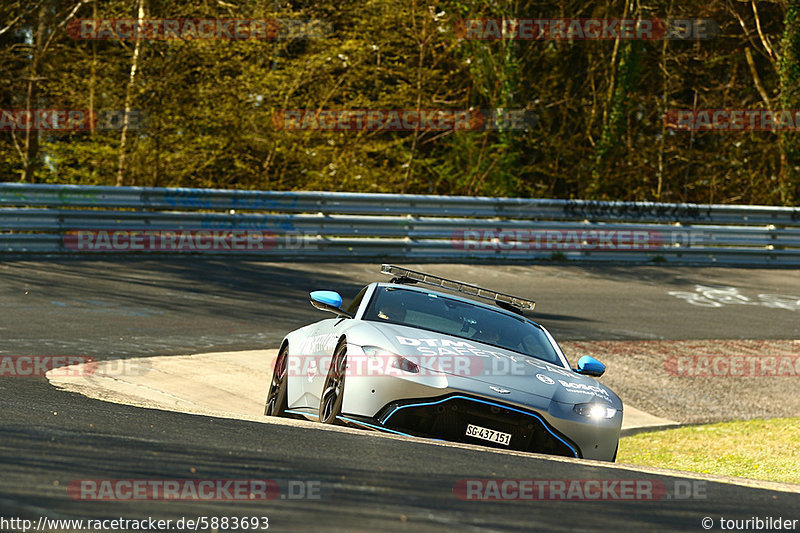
[40,0,89,57]
[0,0,44,36]
[751,0,778,62]
[745,47,772,107]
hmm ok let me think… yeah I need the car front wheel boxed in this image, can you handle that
[319,342,347,425]
[264,346,290,417]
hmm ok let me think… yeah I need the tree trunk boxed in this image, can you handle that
[778,3,800,204]
[22,3,47,182]
[116,0,145,186]
[88,0,96,134]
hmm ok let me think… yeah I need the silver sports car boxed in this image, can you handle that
[265,265,622,461]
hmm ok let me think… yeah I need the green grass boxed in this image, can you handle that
[619,418,800,484]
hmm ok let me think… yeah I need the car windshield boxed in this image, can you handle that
[363,286,562,365]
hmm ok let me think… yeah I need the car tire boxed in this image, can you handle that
[319,341,347,425]
[264,346,290,417]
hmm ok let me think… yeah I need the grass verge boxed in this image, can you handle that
[618,418,800,484]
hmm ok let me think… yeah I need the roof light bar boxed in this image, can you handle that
[380,264,536,311]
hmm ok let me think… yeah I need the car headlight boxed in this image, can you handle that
[361,346,419,374]
[573,402,617,419]
[362,346,395,357]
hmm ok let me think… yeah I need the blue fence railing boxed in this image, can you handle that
[1,182,798,264]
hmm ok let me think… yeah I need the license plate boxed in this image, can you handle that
[465,424,511,446]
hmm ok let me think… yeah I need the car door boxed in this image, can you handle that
[286,285,372,412]
[286,318,340,410]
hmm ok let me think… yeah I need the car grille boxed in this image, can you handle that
[378,395,579,458]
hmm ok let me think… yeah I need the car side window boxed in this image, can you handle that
[345,287,368,316]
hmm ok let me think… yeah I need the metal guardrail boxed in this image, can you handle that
[1,182,799,264]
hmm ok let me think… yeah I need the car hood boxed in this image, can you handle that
[356,321,621,408]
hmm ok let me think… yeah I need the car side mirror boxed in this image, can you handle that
[575,355,606,377]
[309,291,352,318]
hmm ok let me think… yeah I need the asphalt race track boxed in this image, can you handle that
[1,259,799,532]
